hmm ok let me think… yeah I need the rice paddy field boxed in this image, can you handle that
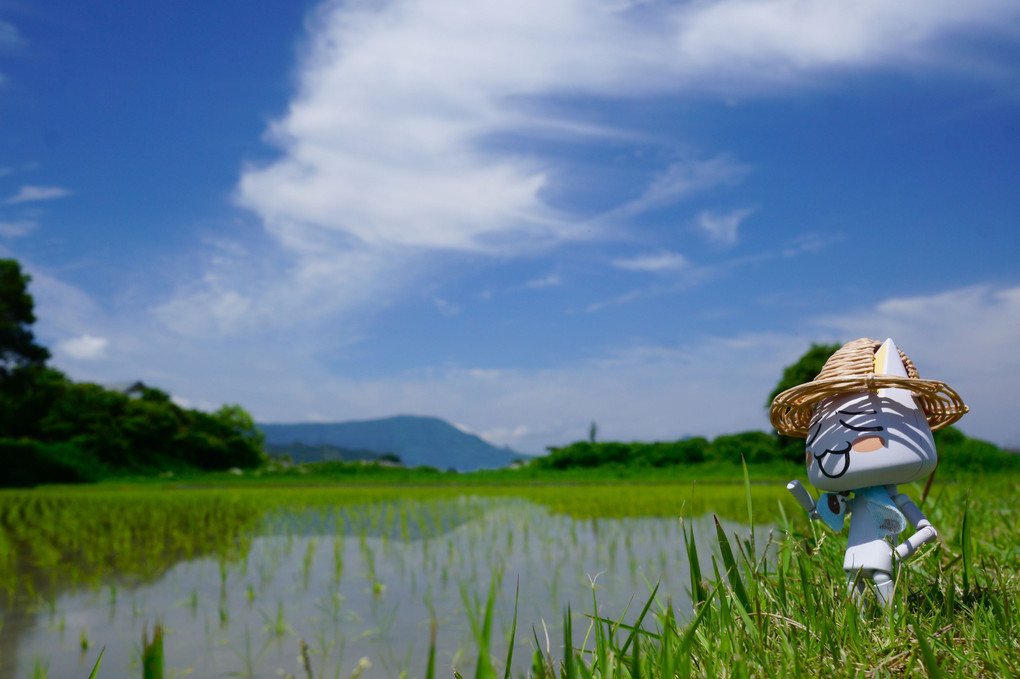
[0,475,1017,678]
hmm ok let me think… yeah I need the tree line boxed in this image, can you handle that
[540,339,1017,473]
[0,259,264,487]
[535,426,1016,472]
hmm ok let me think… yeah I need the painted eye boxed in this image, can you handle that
[839,419,883,433]
[827,494,841,513]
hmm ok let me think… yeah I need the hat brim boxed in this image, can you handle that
[769,373,968,438]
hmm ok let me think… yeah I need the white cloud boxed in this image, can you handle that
[481,423,543,450]
[196,0,1020,337]
[671,0,1020,84]
[812,285,1020,447]
[171,395,193,409]
[612,249,689,273]
[56,335,109,361]
[504,273,563,293]
[608,156,752,220]
[696,208,754,245]
[433,297,460,316]
[153,242,408,337]
[0,20,24,49]
[4,186,71,204]
[0,220,36,238]
[524,273,562,290]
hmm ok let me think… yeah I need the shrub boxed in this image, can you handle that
[0,439,101,487]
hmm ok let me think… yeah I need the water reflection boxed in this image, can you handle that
[0,496,774,678]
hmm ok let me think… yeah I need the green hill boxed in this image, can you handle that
[257,415,521,471]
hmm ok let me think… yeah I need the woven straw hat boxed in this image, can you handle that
[770,338,968,438]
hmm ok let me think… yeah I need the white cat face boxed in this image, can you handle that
[805,391,937,492]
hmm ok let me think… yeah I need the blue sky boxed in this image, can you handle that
[2,0,1019,454]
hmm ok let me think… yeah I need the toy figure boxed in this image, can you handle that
[770,338,968,606]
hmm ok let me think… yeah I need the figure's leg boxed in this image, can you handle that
[846,569,868,603]
[872,571,894,608]
[846,569,894,607]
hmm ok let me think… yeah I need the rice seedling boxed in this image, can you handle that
[30,650,49,679]
[230,623,264,678]
[254,598,289,640]
[141,622,164,679]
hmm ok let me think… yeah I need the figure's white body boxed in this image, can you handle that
[844,489,896,574]
[791,338,940,606]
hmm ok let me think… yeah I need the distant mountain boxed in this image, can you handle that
[257,415,521,471]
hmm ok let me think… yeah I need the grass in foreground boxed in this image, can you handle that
[467,472,1019,678]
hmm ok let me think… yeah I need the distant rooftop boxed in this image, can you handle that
[102,381,148,397]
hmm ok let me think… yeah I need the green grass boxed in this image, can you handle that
[480,474,1020,678]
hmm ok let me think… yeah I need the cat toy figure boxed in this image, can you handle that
[770,338,968,606]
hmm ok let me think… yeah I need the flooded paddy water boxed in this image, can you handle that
[0,484,789,678]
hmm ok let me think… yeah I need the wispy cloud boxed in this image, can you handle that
[612,250,690,273]
[697,208,754,245]
[56,335,110,361]
[504,273,563,294]
[0,20,24,50]
[433,297,461,316]
[524,273,563,290]
[4,186,71,205]
[812,284,1020,446]
[589,233,834,312]
[0,220,36,238]
[608,156,752,220]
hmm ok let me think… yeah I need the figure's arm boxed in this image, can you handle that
[787,480,821,521]
[893,493,938,561]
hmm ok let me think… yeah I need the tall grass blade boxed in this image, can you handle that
[913,617,945,679]
[741,456,755,562]
[796,547,814,614]
[684,521,705,605]
[503,578,519,679]
[713,516,749,609]
[426,619,437,679]
[679,587,715,654]
[475,579,497,679]
[961,493,972,595]
[631,635,641,679]
[619,580,659,658]
[563,605,575,679]
[87,646,105,679]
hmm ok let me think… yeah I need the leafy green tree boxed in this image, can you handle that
[767,342,841,463]
[0,259,50,378]
[0,366,68,439]
[0,259,267,483]
[934,426,1020,473]
[213,404,265,449]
